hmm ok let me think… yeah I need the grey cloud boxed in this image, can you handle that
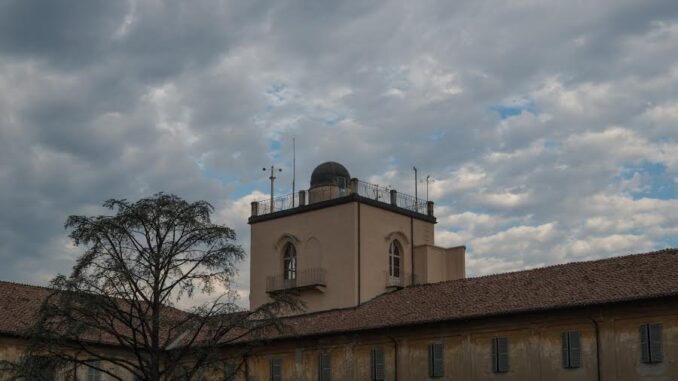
[0,0,677,297]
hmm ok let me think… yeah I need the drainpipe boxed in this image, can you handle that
[358,202,362,306]
[588,315,602,381]
[388,335,399,381]
[410,217,414,285]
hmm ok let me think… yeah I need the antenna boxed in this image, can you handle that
[263,165,283,212]
[413,166,418,212]
[292,137,296,207]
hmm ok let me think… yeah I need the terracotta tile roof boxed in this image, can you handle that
[266,248,678,340]
[0,281,51,336]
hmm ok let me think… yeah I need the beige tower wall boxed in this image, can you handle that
[357,203,436,304]
[249,202,358,313]
[414,245,466,284]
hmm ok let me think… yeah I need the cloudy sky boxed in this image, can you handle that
[1,0,677,306]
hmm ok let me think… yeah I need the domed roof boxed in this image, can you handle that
[310,161,351,189]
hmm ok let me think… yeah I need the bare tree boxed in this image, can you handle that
[16,193,298,381]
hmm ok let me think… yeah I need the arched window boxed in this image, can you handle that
[283,243,297,280]
[389,240,401,278]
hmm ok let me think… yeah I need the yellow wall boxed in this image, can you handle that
[240,300,678,381]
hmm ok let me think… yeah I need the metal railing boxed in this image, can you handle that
[251,180,430,217]
[356,181,391,203]
[255,193,299,216]
[266,268,327,293]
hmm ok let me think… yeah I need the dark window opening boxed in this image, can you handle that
[371,347,385,381]
[641,323,663,364]
[562,331,581,369]
[318,352,331,381]
[269,358,282,381]
[492,337,509,373]
[283,243,297,281]
[428,343,444,378]
[388,240,401,278]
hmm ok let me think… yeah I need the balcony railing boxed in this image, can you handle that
[266,268,327,293]
[251,179,432,218]
[384,271,415,289]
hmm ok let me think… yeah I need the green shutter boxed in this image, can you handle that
[569,331,582,368]
[270,359,282,381]
[318,353,331,381]
[649,324,663,363]
[371,348,385,381]
[497,337,509,373]
[561,332,570,368]
[640,324,650,363]
[492,338,498,373]
[428,343,443,377]
[224,364,236,381]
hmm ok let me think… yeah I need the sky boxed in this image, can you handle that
[1,0,677,307]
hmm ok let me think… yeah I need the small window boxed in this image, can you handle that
[492,337,509,373]
[270,358,282,381]
[388,240,401,278]
[25,356,56,381]
[641,323,663,364]
[428,343,444,378]
[86,360,102,381]
[318,352,331,381]
[562,331,581,369]
[371,347,385,381]
[224,363,237,381]
[283,243,297,281]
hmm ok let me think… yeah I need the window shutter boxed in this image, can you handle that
[270,359,282,381]
[428,343,444,377]
[640,324,650,363]
[225,364,236,381]
[649,324,663,363]
[318,353,331,381]
[371,348,385,381]
[569,331,581,368]
[497,337,509,373]
[561,332,570,368]
[492,338,498,373]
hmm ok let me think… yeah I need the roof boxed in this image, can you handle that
[2,249,677,345]
[260,248,678,341]
[0,281,52,337]
[310,161,351,188]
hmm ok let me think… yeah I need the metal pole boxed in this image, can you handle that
[413,166,418,211]
[292,137,296,207]
[263,165,282,212]
[426,175,431,202]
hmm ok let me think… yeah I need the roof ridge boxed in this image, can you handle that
[0,279,53,291]
[403,247,678,290]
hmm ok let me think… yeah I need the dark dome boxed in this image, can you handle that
[310,161,351,188]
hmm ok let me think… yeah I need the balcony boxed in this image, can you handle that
[384,271,414,289]
[266,268,327,294]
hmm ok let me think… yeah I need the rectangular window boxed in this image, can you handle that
[87,360,102,381]
[491,337,509,373]
[371,347,385,381]
[224,363,236,381]
[318,352,331,381]
[428,343,444,378]
[26,356,55,381]
[641,323,663,364]
[562,331,581,369]
[269,358,282,381]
